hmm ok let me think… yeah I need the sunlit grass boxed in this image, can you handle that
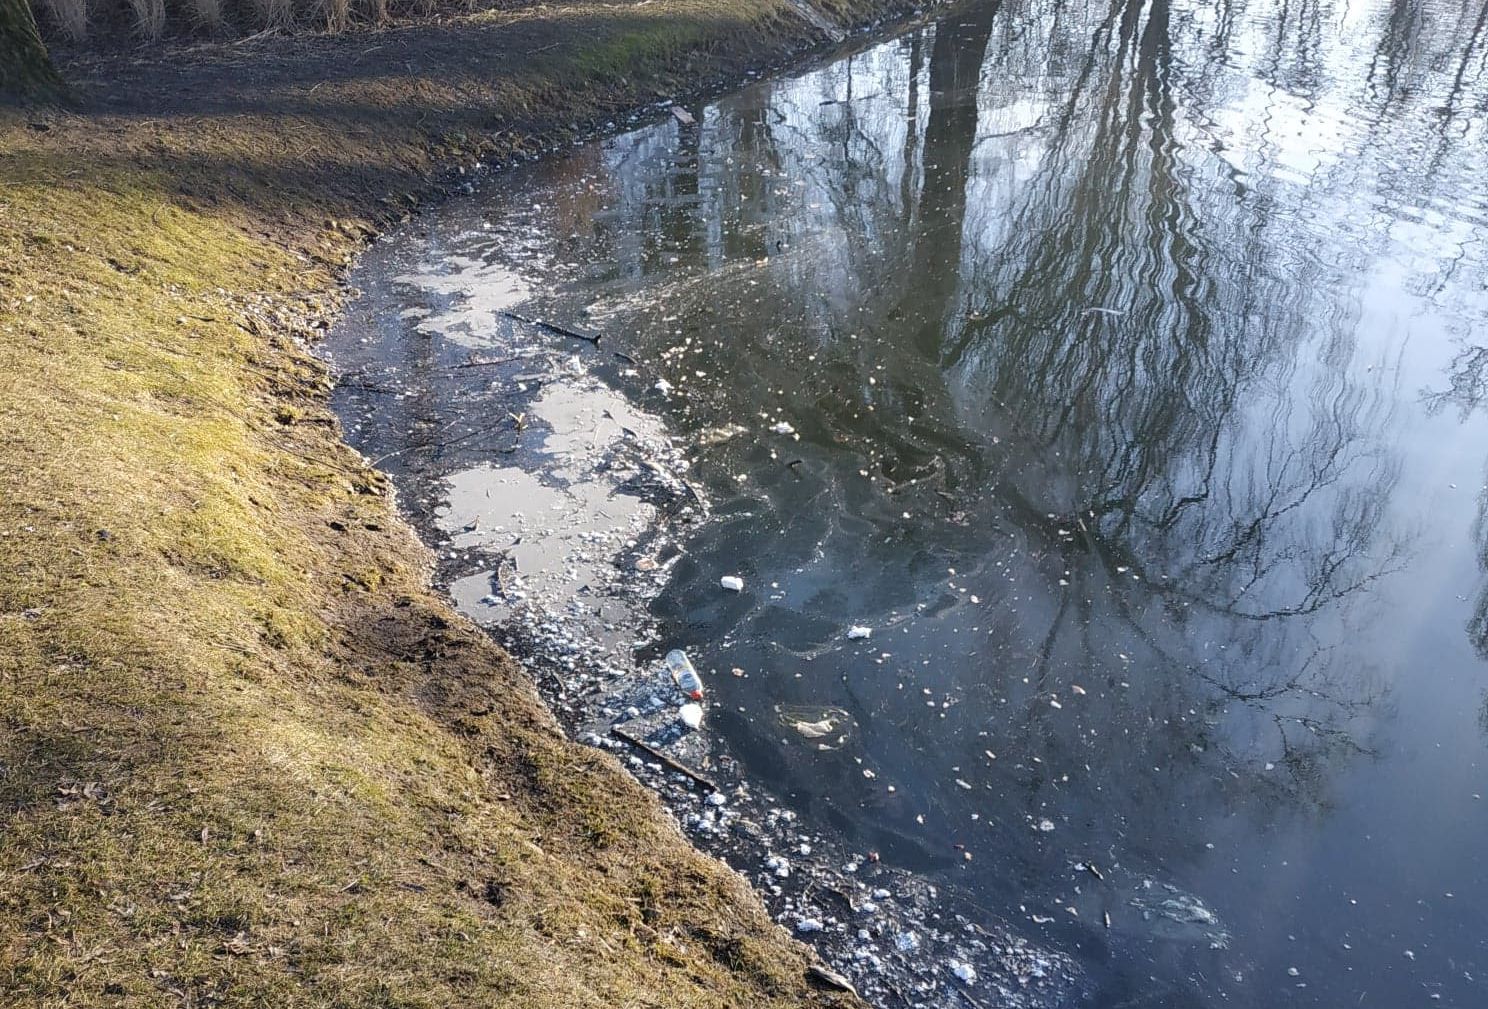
[0,153,832,1008]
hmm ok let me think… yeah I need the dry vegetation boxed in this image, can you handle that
[0,0,919,1005]
[34,0,455,42]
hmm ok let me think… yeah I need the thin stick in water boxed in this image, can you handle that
[610,727,717,792]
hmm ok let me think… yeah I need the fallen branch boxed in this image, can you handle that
[503,310,601,344]
[609,727,717,792]
[950,981,991,1009]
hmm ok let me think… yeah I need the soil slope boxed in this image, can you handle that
[0,2,927,1005]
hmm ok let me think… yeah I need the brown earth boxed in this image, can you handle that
[0,2,935,1005]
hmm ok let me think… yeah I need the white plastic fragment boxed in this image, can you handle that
[720,575,744,592]
[847,625,872,640]
[796,917,824,933]
[770,421,796,435]
[949,961,977,984]
[792,718,835,739]
[679,703,704,730]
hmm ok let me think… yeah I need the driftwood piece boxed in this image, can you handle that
[609,726,717,792]
[805,963,858,996]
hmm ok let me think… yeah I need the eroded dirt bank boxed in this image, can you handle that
[0,3,938,1005]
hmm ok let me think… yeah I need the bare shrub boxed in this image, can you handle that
[319,0,350,31]
[248,0,293,29]
[37,0,88,41]
[189,0,225,32]
[127,0,165,38]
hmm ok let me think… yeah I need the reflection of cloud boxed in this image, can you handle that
[394,254,530,348]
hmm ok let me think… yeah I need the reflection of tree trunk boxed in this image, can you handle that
[0,0,60,98]
[899,29,924,215]
[731,108,779,261]
[908,1,1002,354]
[666,111,705,261]
[1367,0,1423,101]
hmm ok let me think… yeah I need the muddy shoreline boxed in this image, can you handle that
[321,59,1087,1001]
[328,226,1083,1009]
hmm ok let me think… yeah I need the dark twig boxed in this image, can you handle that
[503,310,601,344]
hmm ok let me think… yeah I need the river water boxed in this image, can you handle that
[327,0,1488,1005]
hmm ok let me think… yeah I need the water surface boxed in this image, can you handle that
[330,1,1488,1004]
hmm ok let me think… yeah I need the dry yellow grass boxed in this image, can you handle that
[31,0,480,41]
[0,0,917,1004]
[35,0,85,41]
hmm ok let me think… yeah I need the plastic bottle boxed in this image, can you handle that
[664,649,704,700]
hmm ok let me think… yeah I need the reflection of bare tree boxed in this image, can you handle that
[1471,487,1488,660]
[1427,333,1488,700]
[909,0,1413,821]
[1470,486,1488,741]
[1425,343,1488,420]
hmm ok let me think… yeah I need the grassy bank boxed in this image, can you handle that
[0,2,921,1004]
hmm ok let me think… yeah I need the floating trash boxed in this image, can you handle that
[775,704,855,747]
[696,423,750,447]
[1125,882,1231,948]
[664,649,704,700]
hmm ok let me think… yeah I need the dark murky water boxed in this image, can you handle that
[328,1,1488,1005]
